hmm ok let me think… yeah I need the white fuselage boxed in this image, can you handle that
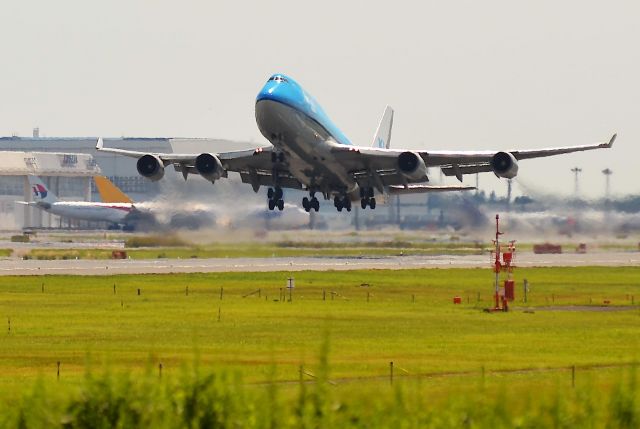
[39,201,133,224]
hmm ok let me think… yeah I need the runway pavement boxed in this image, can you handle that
[0,251,639,275]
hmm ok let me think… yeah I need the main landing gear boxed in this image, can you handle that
[267,187,284,211]
[334,195,352,212]
[360,187,376,209]
[302,193,320,212]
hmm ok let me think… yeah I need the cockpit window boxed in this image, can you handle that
[267,76,288,83]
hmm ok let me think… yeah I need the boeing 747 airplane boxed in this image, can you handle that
[97,74,616,213]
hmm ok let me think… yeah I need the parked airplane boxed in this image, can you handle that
[97,74,616,213]
[20,175,136,229]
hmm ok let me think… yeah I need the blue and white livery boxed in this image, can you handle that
[97,74,616,212]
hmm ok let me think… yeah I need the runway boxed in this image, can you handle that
[1,251,639,275]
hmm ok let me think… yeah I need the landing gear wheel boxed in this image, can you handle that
[302,197,310,212]
[268,199,276,210]
[274,187,283,200]
[277,199,284,210]
[361,199,368,209]
[312,197,320,212]
[369,197,376,209]
[335,195,351,212]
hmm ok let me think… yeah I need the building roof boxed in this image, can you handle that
[0,151,100,176]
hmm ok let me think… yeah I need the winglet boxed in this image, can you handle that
[604,133,617,148]
[96,137,104,150]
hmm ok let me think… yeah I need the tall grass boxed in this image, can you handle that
[3,360,640,428]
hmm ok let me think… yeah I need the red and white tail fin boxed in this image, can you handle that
[27,175,58,204]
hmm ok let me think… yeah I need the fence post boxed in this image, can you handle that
[57,361,60,380]
[389,361,394,385]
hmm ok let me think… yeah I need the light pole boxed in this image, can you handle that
[602,168,613,199]
[570,167,582,196]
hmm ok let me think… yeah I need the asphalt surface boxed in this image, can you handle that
[1,251,639,275]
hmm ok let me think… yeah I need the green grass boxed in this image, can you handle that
[1,267,639,382]
[3,359,640,427]
[0,248,12,257]
[1,267,639,426]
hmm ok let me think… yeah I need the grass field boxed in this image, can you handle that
[1,267,639,427]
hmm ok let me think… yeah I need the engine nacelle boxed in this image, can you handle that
[398,151,428,181]
[491,152,519,179]
[136,154,165,181]
[195,153,224,182]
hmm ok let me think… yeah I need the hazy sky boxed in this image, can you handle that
[1,0,637,198]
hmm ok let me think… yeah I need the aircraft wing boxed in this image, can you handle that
[332,134,616,185]
[96,138,304,191]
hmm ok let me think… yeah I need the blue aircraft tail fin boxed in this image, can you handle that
[371,105,394,149]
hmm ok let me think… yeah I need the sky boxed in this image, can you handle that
[1,0,637,198]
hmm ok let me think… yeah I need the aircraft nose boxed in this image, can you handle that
[257,79,285,102]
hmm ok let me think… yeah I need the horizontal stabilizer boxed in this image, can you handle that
[388,184,476,195]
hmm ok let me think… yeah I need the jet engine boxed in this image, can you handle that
[137,155,165,181]
[398,151,428,181]
[195,153,224,182]
[490,152,519,179]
